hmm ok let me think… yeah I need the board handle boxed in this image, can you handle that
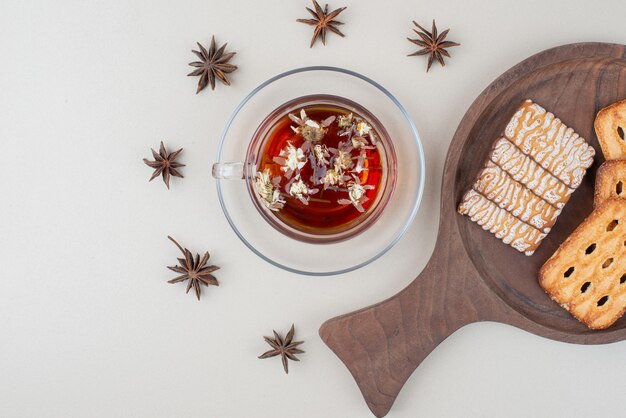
[319,259,479,417]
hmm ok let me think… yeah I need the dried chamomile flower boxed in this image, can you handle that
[337,113,353,129]
[301,124,325,143]
[273,142,306,179]
[289,109,311,130]
[288,177,318,205]
[351,135,369,150]
[338,113,377,145]
[254,169,285,212]
[333,149,354,172]
[338,175,374,212]
[313,144,331,167]
[356,120,372,137]
[321,168,340,189]
[289,109,335,143]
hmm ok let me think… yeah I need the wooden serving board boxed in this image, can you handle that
[319,43,626,417]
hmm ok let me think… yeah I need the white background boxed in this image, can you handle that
[2,1,626,417]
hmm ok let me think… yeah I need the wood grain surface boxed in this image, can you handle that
[319,43,626,418]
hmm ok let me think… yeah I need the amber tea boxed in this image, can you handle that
[249,97,395,241]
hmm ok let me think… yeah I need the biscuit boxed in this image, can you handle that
[473,161,561,232]
[458,189,546,256]
[505,99,595,188]
[595,99,626,160]
[539,198,626,329]
[594,160,626,207]
[490,138,574,209]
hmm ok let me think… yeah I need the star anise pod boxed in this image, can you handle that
[407,19,460,72]
[188,36,238,93]
[166,236,219,300]
[143,141,185,189]
[258,324,305,374]
[297,0,346,48]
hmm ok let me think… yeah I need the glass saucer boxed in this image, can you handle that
[215,66,425,276]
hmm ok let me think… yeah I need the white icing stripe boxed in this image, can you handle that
[490,138,574,209]
[473,161,560,232]
[504,100,595,188]
[458,189,546,255]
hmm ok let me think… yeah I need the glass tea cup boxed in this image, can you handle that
[212,95,397,244]
[211,66,424,276]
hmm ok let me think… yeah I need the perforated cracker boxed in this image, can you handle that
[539,199,626,329]
[595,99,626,160]
[594,160,626,208]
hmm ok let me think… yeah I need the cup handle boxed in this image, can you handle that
[212,162,245,179]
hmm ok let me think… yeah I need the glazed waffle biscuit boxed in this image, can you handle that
[539,199,626,329]
[505,100,595,188]
[594,160,626,207]
[458,189,546,256]
[473,161,560,233]
[595,99,626,160]
[490,138,574,209]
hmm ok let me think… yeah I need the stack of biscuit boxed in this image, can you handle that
[458,99,595,255]
[540,99,626,329]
